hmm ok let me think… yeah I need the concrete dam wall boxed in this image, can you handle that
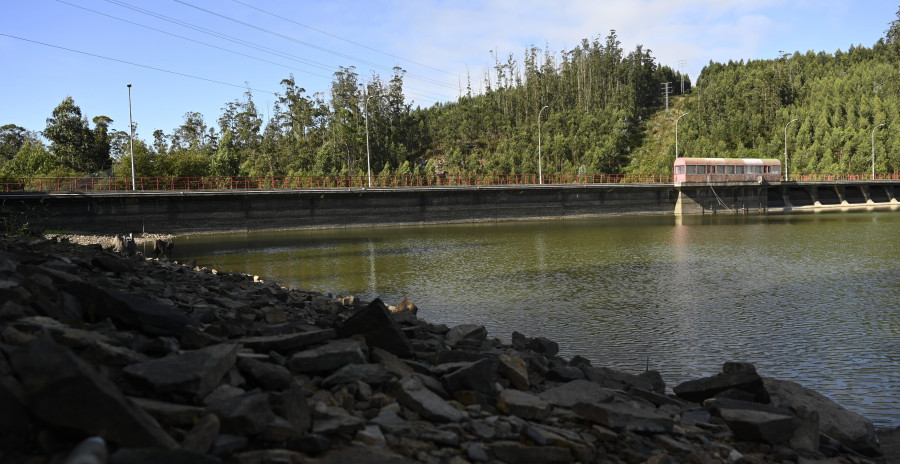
[8,185,679,235]
[5,181,897,235]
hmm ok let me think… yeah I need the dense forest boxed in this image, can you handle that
[3,10,900,183]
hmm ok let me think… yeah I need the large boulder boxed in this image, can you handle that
[8,336,177,449]
[336,299,413,357]
[123,344,238,401]
[392,376,466,423]
[446,324,487,348]
[673,361,768,403]
[764,377,879,457]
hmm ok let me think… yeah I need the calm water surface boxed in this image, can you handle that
[174,211,900,426]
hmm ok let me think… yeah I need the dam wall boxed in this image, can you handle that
[3,184,678,235]
[3,181,897,235]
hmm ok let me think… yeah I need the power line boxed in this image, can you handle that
[57,0,335,81]
[103,0,336,74]
[0,33,277,95]
[230,0,455,77]
[100,0,451,102]
[173,0,453,90]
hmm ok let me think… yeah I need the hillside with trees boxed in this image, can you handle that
[2,9,900,185]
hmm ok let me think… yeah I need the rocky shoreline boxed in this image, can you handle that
[0,234,896,463]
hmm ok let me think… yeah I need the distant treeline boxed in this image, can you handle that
[3,9,900,182]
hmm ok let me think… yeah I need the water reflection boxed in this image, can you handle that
[174,212,900,426]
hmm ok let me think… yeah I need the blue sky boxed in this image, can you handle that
[1,0,896,140]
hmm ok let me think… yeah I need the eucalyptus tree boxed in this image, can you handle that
[43,97,112,174]
[0,124,29,161]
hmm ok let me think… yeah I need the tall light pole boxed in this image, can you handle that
[784,118,798,181]
[538,105,549,184]
[364,94,375,188]
[127,84,135,191]
[675,113,687,158]
[872,123,885,181]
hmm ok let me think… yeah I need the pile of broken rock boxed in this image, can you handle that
[0,235,889,463]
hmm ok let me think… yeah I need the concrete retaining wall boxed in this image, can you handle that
[5,184,679,235]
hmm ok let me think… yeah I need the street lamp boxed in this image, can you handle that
[675,113,687,158]
[872,123,885,180]
[538,105,549,184]
[364,94,375,188]
[784,118,798,181]
[127,84,135,191]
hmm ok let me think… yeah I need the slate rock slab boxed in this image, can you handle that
[764,377,879,457]
[336,298,413,357]
[123,343,238,401]
[538,379,614,407]
[392,376,466,423]
[8,336,178,449]
[288,338,367,373]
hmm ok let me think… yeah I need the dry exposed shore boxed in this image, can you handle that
[45,232,176,249]
[1,233,897,463]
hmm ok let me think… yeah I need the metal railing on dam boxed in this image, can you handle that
[0,173,675,193]
[2,172,899,194]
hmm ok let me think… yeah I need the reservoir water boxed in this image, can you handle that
[173,211,900,427]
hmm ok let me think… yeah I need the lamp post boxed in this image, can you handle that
[675,112,687,158]
[784,118,798,181]
[127,84,135,191]
[538,105,549,184]
[364,94,375,188]
[872,123,885,181]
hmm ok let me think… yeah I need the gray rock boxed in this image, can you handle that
[371,346,416,377]
[311,402,366,435]
[446,323,487,347]
[337,299,414,357]
[80,340,151,367]
[538,379,614,407]
[525,336,559,357]
[288,338,367,373]
[392,376,466,423]
[764,377,879,457]
[205,390,276,436]
[181,413,221,454]
[440,357,498,398]
[236,357,292,391]
[466,442,489,462]
[130,396,206,427]
[209,434,249,456]
[574,402,674,433]
[69,283,194,336]
[8,336,177,449]
[240,329,337,354]
[498,353,529,390]
[123,344,238,401]
[488,441,572,464]
[91,255,133,274]
[673,362,768,403]
[420,428,460,447]
[314,444,419,464]
[321,363,392,388]
[719,408,797,444]
[497,389,551,421]
[369,408,409,433]
[546,363,584,381]
[356,424,387,446]
[272,386,311,434]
